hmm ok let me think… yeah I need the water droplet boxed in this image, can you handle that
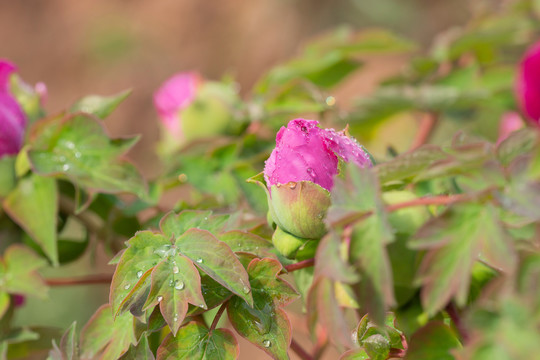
[287,182,297,190]
[124,284,130,290]
[307,168,316,178]
[175,280,185,290]
[300,126,308,133]
[325,96,336,106]
[243,286,251,294]
[58,155,66,162]
[169,279,174,287]
[173,314,179,322]
[74,151,82,158]
[317,212,324,219]
[157,295,163,302]
[196,258,203,264]
[172,266,179,274]
[136,271,143,278]
[204,217,208,221]
[62,164,70,171]
[65,141,75,149]
[199,303,207,309]
[263,340,271,348]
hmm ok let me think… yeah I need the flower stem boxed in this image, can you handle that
[445,302,470,343]
[290,338,313,360]
[46,274,112,286]
[285,258,315,273]
[210,302,227,333]
[410,112,438,150]
[332,193,468,228]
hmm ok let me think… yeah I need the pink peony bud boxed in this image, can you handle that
[496,111,524,145]
[264,119,371,192]
[0,60,27,158]
[153,72,200,139]
[517,41,540,125]
[260,119,371,257]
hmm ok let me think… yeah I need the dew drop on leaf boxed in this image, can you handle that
[243,286,251,294]
[263,340,271,348]
[172,266,179,274]
[136,271,143,278]
[196,258,203,264]
[173,314,178,322]
[175,280,185,290]
[124,284,131,290]
[157,295,163,302]
[62,164,70,171]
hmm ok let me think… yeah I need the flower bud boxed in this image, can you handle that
[496,112,524,145]
[0,60,27,158]
[260,118,372,257]
[154,73,243,152]
[517,41,540,125]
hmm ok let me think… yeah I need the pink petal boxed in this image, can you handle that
[323,128,372,168]
[153,72,200,136]
[0,60,17,94]
[0,93,27,157]
[517,41,540,124]
[264,119,337,191]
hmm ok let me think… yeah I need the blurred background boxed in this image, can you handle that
[2,0,470,176]
[1,0,475,358]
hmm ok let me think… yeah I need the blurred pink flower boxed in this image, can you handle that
[517,41,540,124]
[497,112,524,145]
[153,72,200,139]
[0,60,27,157]
[264,119,371,192]
[13,294,25,307]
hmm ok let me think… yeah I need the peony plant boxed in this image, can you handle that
[258,118,372,258]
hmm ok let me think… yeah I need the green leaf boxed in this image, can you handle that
[119,336,155,360]
[80,304,136,360]
[410,204,515,315]
[70,89,132,119]
[3,174,58,265]
[0,293,8,320]
[49,322,79,360]
[330,165,395,323]
[0,245,48,298]
[159,210,229,238]
[28,113,146,198]
[186,275,232,317]
[307,277,354,351]
[228,258,298,360]
[363,334,390,360]
[0,156,16,197]
[496,128,539,166]
[375,146,447,184]
[143,254,206,336]
[314,233,359,284]
[156,321,238,360]
[218,231,274,259]
[110,231,171,316]
[340,349,370,360]
[405,321,460,360]
[175,229,253,306]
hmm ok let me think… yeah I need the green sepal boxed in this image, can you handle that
[272,226,307,259]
